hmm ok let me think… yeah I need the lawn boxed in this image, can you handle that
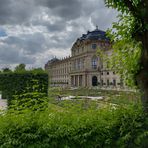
[48,87,140,106]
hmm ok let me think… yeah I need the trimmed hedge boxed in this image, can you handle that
[0,71,48,101]
[10,92,48,111]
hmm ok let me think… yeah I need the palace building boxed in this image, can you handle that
[45,27,122,88]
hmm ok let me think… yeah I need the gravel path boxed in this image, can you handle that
[60,96,104,100]
[0,94,7,110]
[0,100,7,110]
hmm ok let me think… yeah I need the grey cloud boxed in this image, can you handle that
[47,22,66,32]
[32,17,67,32]
[0,0,36,25]
[0,32,47,64]
[0,46,34,64]
[3,33,46,54]
[80,0,118,30]
[0,0,83,26]
[0,0,118,68]
[90,9,118,30]
[36,0,79,8]
[35,0,82,20]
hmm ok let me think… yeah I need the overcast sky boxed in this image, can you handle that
[0,0,118,69]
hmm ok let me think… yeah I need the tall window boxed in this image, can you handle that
[78,59,81,70]
[92,57,97,69]
[82,59,85,69]
[74,61,76,70]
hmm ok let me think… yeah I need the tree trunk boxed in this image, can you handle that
[137,69,148,113]
[136,31,148,113]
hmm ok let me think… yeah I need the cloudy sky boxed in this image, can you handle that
[0,0,118,69]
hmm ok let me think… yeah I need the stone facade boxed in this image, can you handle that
[45,28,122,88]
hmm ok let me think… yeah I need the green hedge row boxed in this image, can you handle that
[10,92,48,111]
[0,103,147,148]
[0,72,48,100]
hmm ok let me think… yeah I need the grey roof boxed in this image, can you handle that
[78,28,110,41]
[48,57,59,64]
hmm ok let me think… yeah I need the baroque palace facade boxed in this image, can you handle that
[45,27,122,88]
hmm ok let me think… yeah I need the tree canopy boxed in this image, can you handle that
[104,0,148,112]
[2,67,12,73]
[14,63,26,72]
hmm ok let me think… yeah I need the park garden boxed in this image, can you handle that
[0,69,147,147]
[0,0,148,147]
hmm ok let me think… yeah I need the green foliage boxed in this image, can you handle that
[2,67,12,73]
[0,72,48,101]
[104,0,148,112]
[14,63,26,72]
[29,67,45,73]
[104,1,144,87]
[107,14,136,41]
[104,0,147,33]
[10,92,48,111]
[114,106,148,148]
[0,102,147,148]
[106,39,142,86]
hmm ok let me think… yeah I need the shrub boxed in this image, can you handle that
[9,92,48,112]
[0,102,147,148]
[0,72,48,100]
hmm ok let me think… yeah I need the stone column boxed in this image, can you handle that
[82,75,85,87]
[70,76,73,86]
[76,75,78,87]
[85,74,87,87]
[75,75,77,87]
[73,75,75,87]
[88,75,91,87]
[79,75,81,86]
[78,75,80,87]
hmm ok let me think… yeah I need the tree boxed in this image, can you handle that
[104,0,148,112]
[30,67,45,73]
[2,67,12,73]
[14,63,26,72]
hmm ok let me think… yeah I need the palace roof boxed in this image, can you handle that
[78,27,110,41]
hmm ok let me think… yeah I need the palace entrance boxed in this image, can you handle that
[92,76,98,86]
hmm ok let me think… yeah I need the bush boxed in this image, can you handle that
[0,72,48,100]
[9,92,48,111]
[0,103,147,148]
[111,105,148,148]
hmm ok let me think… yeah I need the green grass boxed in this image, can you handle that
[48,87,140,106]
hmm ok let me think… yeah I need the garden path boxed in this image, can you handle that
[0,94,7,110]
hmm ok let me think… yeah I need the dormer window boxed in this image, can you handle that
[92,44,97,49]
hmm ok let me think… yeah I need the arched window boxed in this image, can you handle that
[92,57,97,69]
